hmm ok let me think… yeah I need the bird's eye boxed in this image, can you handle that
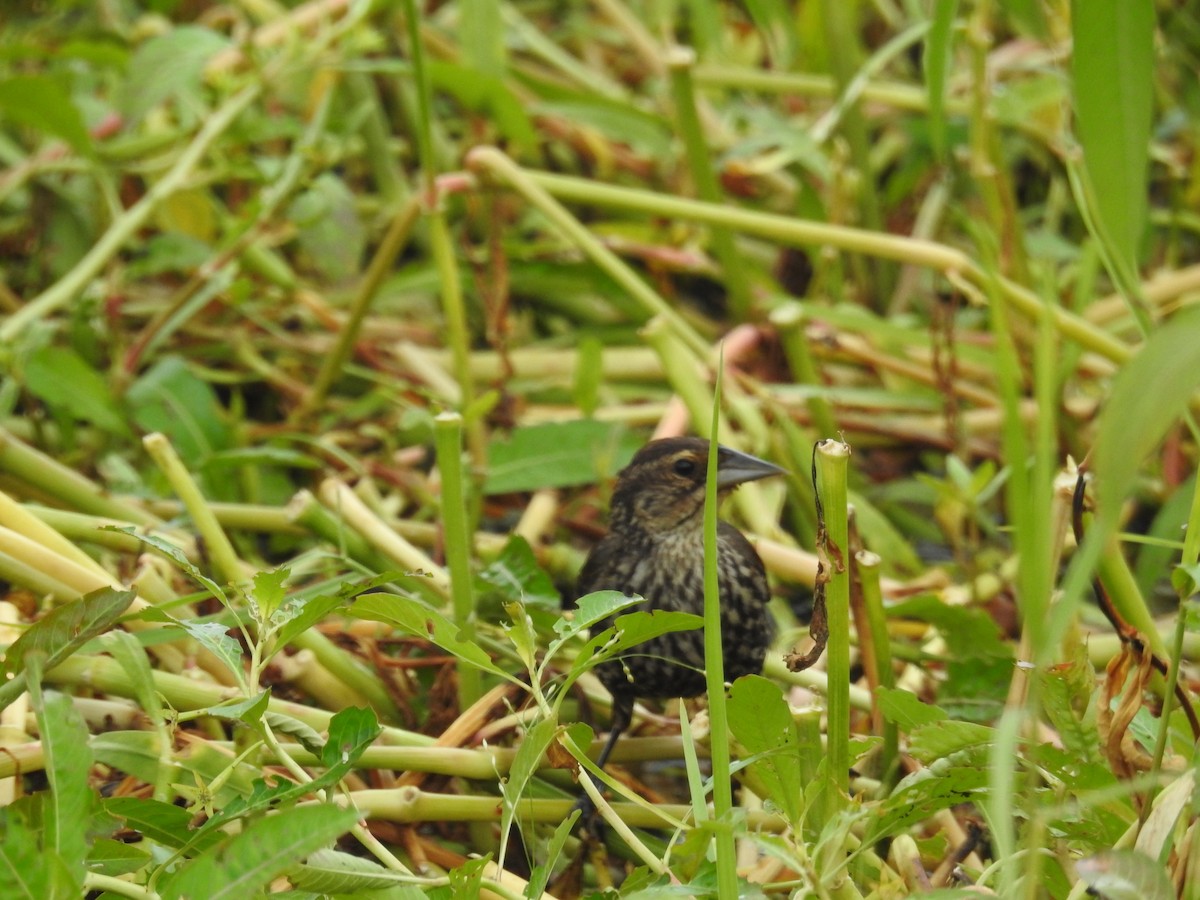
[673,458,696,476]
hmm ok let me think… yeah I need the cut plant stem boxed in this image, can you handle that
[815,439,852,814]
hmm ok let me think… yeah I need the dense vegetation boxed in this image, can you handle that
[1,0,1198,897]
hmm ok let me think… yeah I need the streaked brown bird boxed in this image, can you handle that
[576,436,784,797]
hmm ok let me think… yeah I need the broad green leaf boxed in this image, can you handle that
[348,593,515,681]
[268,593,347,657]
[321,706,382,768]
[85,838,151,878]
[92,731,175,787]
[865,749,991,843]
[875,686,947,731]
[0,75,93,156]
[159,804,359,900]
[103,796,222,852]
[886,595,1010,660]
[1071,0,1154,272]
[476,536,560,608]
[0,588,135,710]
[484,420,640,494]
[25,655,91,888]
[127,356,234,467]
[557,590,642,636]
[1037,647,1103,766]
[447,855,490,900]
[119,26,230,123]
[727,675,803,826]
[289,848,419,894]
[1094,307,1200,531]
[907,720,994,763]
[23,346,129,436]
[0,812,66,900]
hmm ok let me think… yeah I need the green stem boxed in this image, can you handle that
[703,353,738,897]
[815,440,852,814]
[667,48,753,320]
[299,195,422,420]
[0,428,161,526]
[142,433,244,588]
[434,413,483,710]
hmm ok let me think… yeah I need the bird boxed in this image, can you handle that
[575,436,784,809]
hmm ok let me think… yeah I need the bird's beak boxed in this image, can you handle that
[715,446,787,488]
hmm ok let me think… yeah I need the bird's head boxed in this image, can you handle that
[609,436,784,533]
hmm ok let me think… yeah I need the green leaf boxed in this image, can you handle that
[25,655,91,889]
[85,838,151,878]
[1071,0,1154,271]
[137,611,244,687]
[204,691,272,727]
[559,590,642,636]
[104,796,222,852]
[348,593,515,681]
[268,592,345,658]
[288,848,417,894]
[1094,307,1200,531]
[447,855,490,900]
[727,675,803,826]
[0,75,93,156]
[97,630,164,726]
[287,173,366,284]
[101,526,226,603]
[250,567,288,621]
[498,717,560,873]
[525,802,579,898]
[0,588,135,708]
[321,706,382,768]
[561,610,703,696]
[119,26,231,123]
[476,536,560,608]
[127,356,234,467]
[92,731,175,787]
[875,686,947,731]
[484,421,640,494]
[429,60,535,152]
[0,811,69,900]
[23,346,129,436]
[159,804,359,900]
[907,720,994,764]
